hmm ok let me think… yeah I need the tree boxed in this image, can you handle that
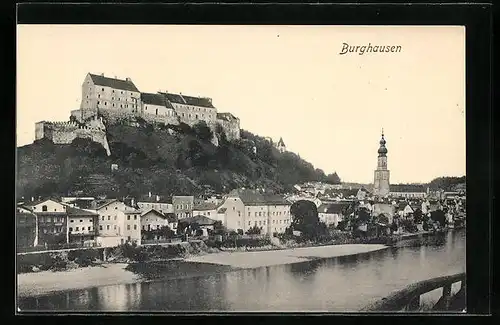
[246,225,262,235]
[430,210,446,227]
[290,200,323,240]
[325,172,341,184]
[192,121,213,141]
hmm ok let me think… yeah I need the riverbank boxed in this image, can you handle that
[17,243,388,298]
[185,244,389,268]
[17,263,141,298]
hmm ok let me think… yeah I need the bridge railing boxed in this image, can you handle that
[362,272,466,312]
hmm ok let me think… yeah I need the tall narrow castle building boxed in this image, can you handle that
[373,130,390,197]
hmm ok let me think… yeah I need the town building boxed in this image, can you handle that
[137,195,174,214]
[90,199,141,247]
[373,130,390,197]
[192,202,219,219]
[24,199,69,246]
[218,189,292,235]
[16,207,37,248]
[66,205,99,245]
[173,195,194,220]
[317,202,350,227]
[389,184,428,199]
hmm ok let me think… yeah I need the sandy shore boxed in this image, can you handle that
[18,244,389,298]
[185,244,389,268]
[17,263,142,298]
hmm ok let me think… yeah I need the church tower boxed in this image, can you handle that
[373,129,390,197]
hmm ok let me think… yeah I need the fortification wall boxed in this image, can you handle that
[217,119,241,141]
[71,109,96,123]
[141,112,180,126]
[39,121,111,156]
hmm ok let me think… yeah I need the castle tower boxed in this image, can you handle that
[373,129,390,197]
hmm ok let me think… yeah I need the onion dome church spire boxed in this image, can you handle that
[378,128,388,156]
[373,128,390,197]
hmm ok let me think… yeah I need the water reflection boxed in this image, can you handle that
[19,229,465,312]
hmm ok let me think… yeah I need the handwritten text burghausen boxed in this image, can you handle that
[339,43,402,55]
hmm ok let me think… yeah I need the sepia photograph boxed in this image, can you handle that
[16,24,466,313]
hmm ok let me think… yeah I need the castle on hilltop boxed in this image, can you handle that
[35,73,242,154]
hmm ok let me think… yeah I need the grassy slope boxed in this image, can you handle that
[16,122,329,199]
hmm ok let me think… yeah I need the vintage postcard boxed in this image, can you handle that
[16,25,466,313]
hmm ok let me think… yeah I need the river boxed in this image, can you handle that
[18,229,465,312]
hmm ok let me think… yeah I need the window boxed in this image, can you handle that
[127,215,130,220]
[42,205,47,212]
[108,216,111,220]
[134,225,137,230]
[47,217,52,222]
[114,216,117,220]
[105,102,107,106]
[233,207,235,211]
[80,220,83,223]
[264,221,266,225]
[248,221,251,226]
[113,104,115,107]
[69,227,73,231]
[98,94,100,98]
[102,88,104,91]
[76,227,79,231]
[88,226,91,230]
[98,101,100,104]
[70,219,74,223]
[100,225,103,230]
[134,215,137,220]
[259,212,262,217]
[142,225,145,230]
[248,212,251,216]
[127,225,130,230]
[106,225,110,230]
[238,211,241,217]
[101,216,105,221]
[114,225,117,230]
[255,212,257,217]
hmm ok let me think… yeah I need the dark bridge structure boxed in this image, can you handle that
[362,273,465,312]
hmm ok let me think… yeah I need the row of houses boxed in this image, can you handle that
[16,189,296,249]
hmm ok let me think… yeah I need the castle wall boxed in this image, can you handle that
[71,109,96,123]
[39,121,111,156]
[217,119,241,141]
[35,122,45,140]
[171,102,217,127]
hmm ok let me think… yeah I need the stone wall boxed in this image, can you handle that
[217,118,241,141]
[38,120,111,156]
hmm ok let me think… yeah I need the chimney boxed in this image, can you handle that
[131,198,135,207]
[148,192,152,198]
[156,195,160,202]
[126,77,131,82]
[101,73,104,76]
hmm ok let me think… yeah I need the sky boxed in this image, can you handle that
[17,25,465,184]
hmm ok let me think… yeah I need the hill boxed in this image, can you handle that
[16,120,335,199]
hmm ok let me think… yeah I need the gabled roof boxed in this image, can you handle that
[228,189,290,206]
[318,202,350,214]
[88,73,140,92]
[277,137,285,147]
[217,112,238,121]
[217,207,227,213]
[141,209,167,218]
[91,199,120,210]
[180,215,217,226]
[193,202,218,211]
[390,184,427,193]
[141,92,168,107]
[163,92,215,108]
[66,206,98,217]
[25,198,62,208]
